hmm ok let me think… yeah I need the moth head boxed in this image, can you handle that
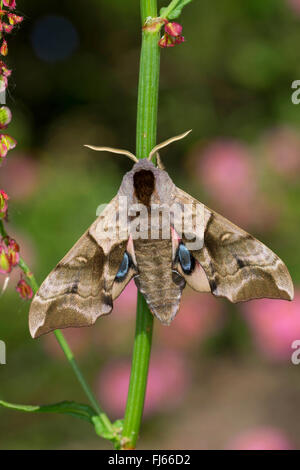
[84,129,192,168]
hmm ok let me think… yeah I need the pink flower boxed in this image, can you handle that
[0,60,11,78]
[16,276,33,300]
[164,22,183,37]
[158,33,176,48]
[96,350,190,418]
[0,229,35,290]
[0,22,13,33]
[241,291,300,361]
[228,427,293,450]
[7,13,23,25]
[0,240,10,273]
[158,32,185,48]
[0,133,16,159]
[0,39,8,56]
[0,237,19,273]
[262,127,300,179]
[157,291,224,350]
[174,35,185,44]
[159,20,185,48]
[0,189,8,218]
[7,238,19,267]
[3,0,16,10]
[0,106,12,129]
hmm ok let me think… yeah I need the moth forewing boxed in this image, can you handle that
[28,197,130,338]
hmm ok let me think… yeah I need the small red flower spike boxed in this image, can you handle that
[7,13,23,25]
[7,238,20,267]
[0,134,17,160]
[0,237,20,272]
[0,60,11,78]
[158,20,185,48]
[174,35,185,44]
[0,39,8,56]
[0,190,9,219]
[158,33,175,48]
[3,0,16,10]
[0,106,12,129]
[0,242,10,273]
[1,23,14,33]
[16,276,33,300]
[164,22,183,37]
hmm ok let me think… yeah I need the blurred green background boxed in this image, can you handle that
[0,0,300,449]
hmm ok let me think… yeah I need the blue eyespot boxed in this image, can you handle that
[115,252,130,282]
[178,243,195,275]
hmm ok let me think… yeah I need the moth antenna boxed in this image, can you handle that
[156,152,164,170]
[84,145,138,163]
[148,129,192,161]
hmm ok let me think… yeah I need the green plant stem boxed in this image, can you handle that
[121,0,160,450]
[161,0,181,18]
[0,220,115,439]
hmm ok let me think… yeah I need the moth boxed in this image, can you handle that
[29,130,294,338]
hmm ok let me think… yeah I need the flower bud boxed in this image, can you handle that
[174,35,185,44]
[158,33,175,48]
[0,106,12,128]
[0,189,8,218]
[164,22,183,37]
[0,21,12,33]
[0,241,10,273]
[7,13,23,25]
[0,39,8,56]
[16,277,33,300]
[0,133,16,159]
[3,0,16,10]
[7,238,20,267]
[0,60,11,78]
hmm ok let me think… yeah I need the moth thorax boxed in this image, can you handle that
[133,169,155,207]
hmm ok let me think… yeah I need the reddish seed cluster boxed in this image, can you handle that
[16,276,33,300]
[0,0,22,163]
[0,189,8,219]
[0,3,30,299]
[0,237,19,273]
[0,235,32,298]
[158,20,185,48]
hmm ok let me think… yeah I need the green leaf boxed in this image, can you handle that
[0,399,96,423]
[160,0,193,20]
[0,398,121,444]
